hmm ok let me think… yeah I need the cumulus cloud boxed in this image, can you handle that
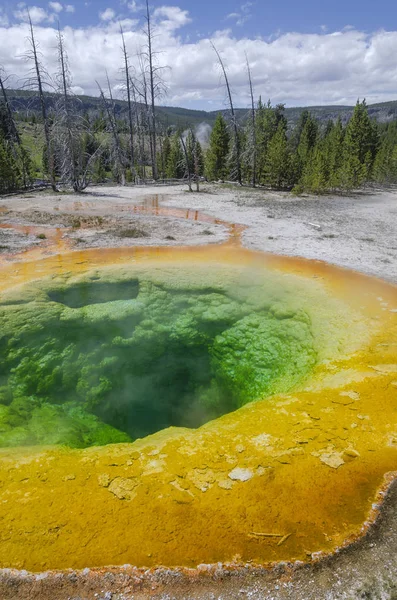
[1,9,397,110]
[125,1,145,12]
[65,4,75,12]
[226,2,254,27]
[153,6,192,31]
[99,7,116,21]
[48,2,63,13]
[13,5,54,24]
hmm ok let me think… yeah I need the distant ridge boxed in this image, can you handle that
[4,89,397,129]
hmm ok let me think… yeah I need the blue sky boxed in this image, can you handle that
[2,0,396,37]
[0,0,397,109]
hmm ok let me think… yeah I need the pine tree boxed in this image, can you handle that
[372,122,397,184]
[264,122,291,189]
[194,139,204,177]
[166,133,184,179]
[158,135,171,179]
[15,145,33,189]
[293,113,319,183]
[291,110,311,151]
[0,134,21,193]
[338,100,376,189]
[205,113,230,181]
[0,102,33,192]
[296,118,345,193]
[298,142,327,193]
[0,103,14,142]
[186,131,196,175]
[256,101,287,185]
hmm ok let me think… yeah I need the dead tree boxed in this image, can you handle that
[26,13,57,191]
[157,124,167,183]
[142,1,168,180]
[191,129,201,192]
[180,133,192,191]
[144,0,158,179]
[135,52,154,180]
[120,26,136,181]
[131,77,146,181]
[97,79,126,186]
[211,42,242,185]
[130,78,145,181]
[106,73,126,185]
[246,53,257,187]
[56,25,77,189]
[56,27,100,191]
[0,70,21,144]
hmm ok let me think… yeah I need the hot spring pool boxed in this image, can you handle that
[0,244,396,572]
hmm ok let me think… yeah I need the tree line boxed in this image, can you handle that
[202,99,397,192]
[1,9,397,194]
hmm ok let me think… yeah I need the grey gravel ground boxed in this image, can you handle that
[160,184,397,283]
[1,184,396,282]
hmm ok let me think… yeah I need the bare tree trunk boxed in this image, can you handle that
[57,25,78,190]
[131,80,144,181]
[141,65,153,180]
[0,74,21,145]
[28,14,57,191]
[98,76,126,186]
[120,26,135,182]
[246,53,257,188]
[134,53,153,181]
[158,133,165,182]
[145,0,158,180]
[106,72,117,123]
[211,42,241,185]
[180,134,192,192]
[191,129,200,192]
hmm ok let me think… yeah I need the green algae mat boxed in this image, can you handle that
[0,246,396,571]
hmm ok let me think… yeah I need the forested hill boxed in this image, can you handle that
[6,89,397,129]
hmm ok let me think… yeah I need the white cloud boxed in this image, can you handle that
[48,2,63,13]
[2,14,397,111]
[99,7,116,21]
[226,1,254,26]
[13,5,55,24]
[153,6,191,31]
[126,1,144,11]
[0,9,9,27]
[241,2,254,12]
[71,85,84,94]
[65,4,75,12]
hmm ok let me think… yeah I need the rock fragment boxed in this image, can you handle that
[228,468,253,482]
[108,477,138,500]
[319,452,344,469]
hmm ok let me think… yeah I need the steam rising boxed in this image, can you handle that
[195,122,212,148]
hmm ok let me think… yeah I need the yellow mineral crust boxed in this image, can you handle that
[0,245,396,572]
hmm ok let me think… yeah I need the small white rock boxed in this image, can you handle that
[228,468,253,482]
